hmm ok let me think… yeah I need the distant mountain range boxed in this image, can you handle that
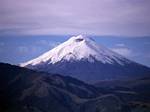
[0,63,150,112]
[20,35,150,83]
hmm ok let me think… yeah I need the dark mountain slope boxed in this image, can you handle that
[0,63,124,112]
[95,77,150,111]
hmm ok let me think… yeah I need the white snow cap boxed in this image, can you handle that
[20,35,130,66]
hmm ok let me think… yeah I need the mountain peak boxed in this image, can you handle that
[69,35,94,43]
[71,34,88,39]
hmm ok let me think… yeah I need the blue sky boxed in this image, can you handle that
[0,0,150,67]
[0,35,150,67]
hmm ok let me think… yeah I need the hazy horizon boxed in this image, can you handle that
[0,34,150,67]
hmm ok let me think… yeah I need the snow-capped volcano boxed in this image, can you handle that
[21,35,129,66]
[20,35,150,83]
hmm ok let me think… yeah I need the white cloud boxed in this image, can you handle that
[0,0,150,36]
[111,47,132,57]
